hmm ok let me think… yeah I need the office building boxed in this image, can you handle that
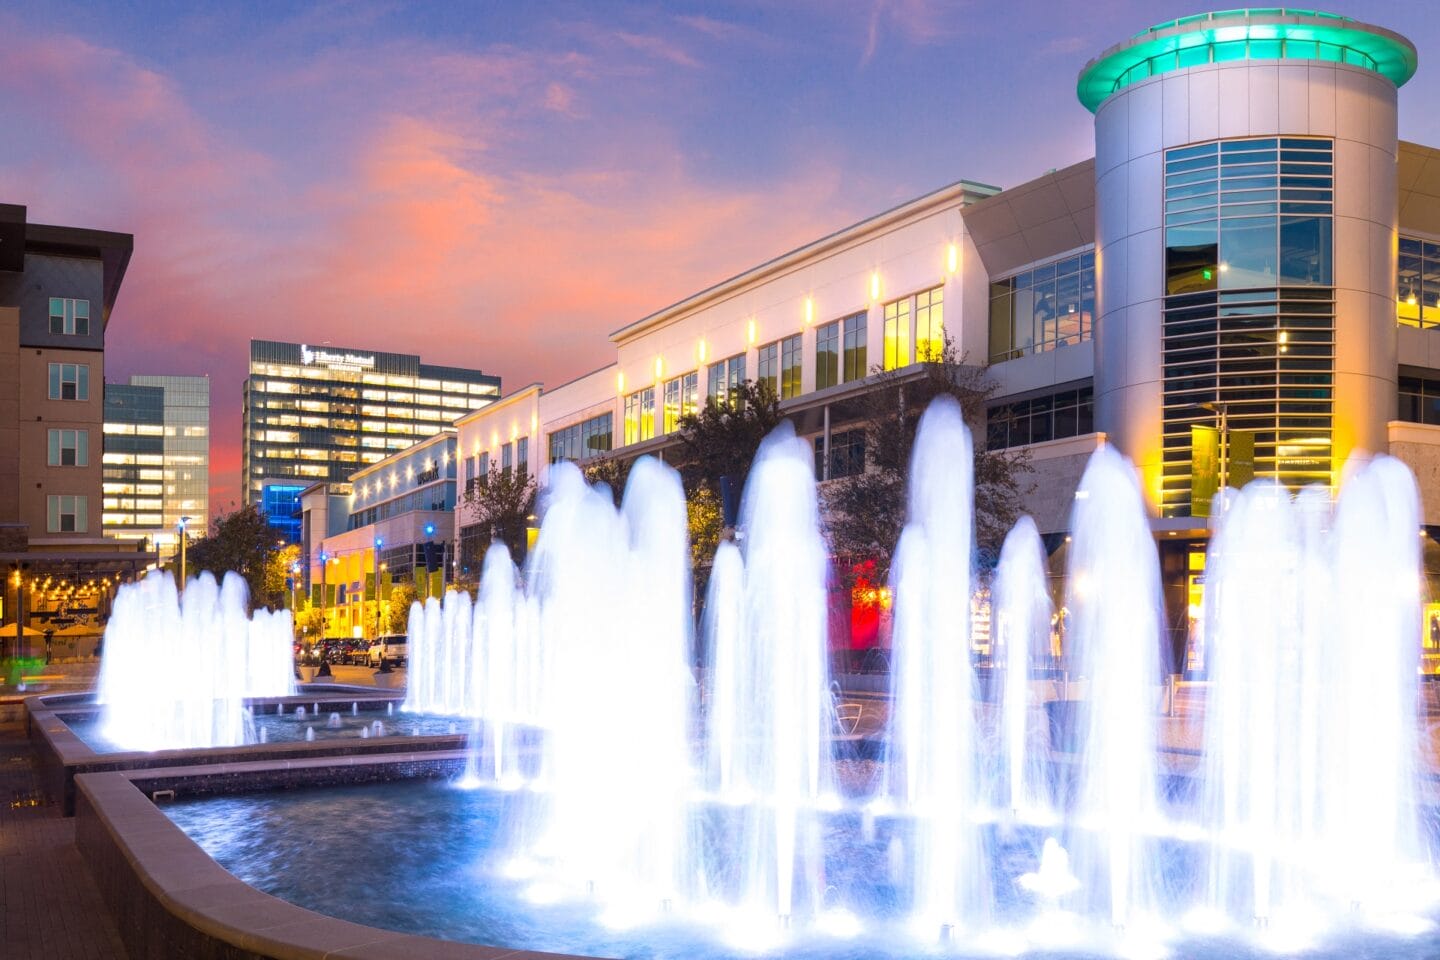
[243,339,499,540]
[454,9,1440,661]
[102,374,209,557]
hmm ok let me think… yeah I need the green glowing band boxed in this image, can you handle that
[1077,10,1417,113]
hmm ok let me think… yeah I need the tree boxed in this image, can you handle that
[583,454,632,507]
[184,505,284,609]
[294,604,324,642]
[383,582,417,635]
[687,484,724,606]
[460,466,537,564]
[673,380,786,502]
[265,544,301,607]
[823,336,1033,583]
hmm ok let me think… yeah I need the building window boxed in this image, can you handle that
[501,442,513,474]
[916,286,944,362]
[516,436,529,476]
[1398,376,1440,424]
[706,355,745,409]
[884,298,910,370]
[47,428,89,467]
[988,250,1095,362]
[1163,137,1334,295]
[816,321,840,390]
[1398,236,1440,329]
[663,372,698,433]
[987,386,1095,449]
[842,311,867,382]
[757,342,779,396]
[49,298,90,336]
[46,494,88,533]
[48,363,90,401]
[624,387,656,445]
[814,429,866,480]
[780,334,802,399]
[550,413,613,463]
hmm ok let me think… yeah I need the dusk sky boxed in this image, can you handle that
[3,0,1437,516]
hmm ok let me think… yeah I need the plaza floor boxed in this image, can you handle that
[0,712,128,959]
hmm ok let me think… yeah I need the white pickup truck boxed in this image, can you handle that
[367,635,408,667]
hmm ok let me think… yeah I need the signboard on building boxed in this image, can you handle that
[299,344,377,372]
[1229,430,1256,489]
[1191,424,1219,517]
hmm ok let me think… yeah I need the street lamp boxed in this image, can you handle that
[373,537,384,640]
[1198,401,1230,498]
[320,551,331,641]
[177,516,193,592]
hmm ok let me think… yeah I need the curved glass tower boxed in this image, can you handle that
[1079,9,1417,515]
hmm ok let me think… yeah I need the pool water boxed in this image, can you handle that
[163,777,1440,960]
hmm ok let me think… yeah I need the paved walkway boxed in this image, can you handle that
[0,714,128,960]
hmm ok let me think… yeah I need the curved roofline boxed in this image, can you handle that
[1077,9,1417,113]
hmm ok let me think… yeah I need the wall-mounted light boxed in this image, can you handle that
[804,297,814,325]
[746,318,757,345]
[510,424,519,441]
[530,413,538,433]
[947,243,959,274]
[698,339,708,363]
[654,356,663,380]
[617,371,625,394]
[870,271,881,302]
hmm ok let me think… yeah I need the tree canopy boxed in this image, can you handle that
[183,505,286,609]
[822,337,1032,582]
[460,465,537,564]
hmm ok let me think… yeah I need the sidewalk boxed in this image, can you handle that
[0,714,128,959]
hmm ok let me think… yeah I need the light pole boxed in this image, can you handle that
[319,550,329,640]
[290,561,300,612]
[373,536,383,640]
[1199,401,1230,500]
[177,516,192,592]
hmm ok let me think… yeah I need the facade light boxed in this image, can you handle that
[804,297,814,325]
[747,319,757,345]
[655,356,663,380]
[947,243,959,274]
[617,371,625,394]
[698,339,707,363]
[870,271,881,301]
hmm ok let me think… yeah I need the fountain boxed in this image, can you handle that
[142,399,1438,960]
[97,570,295,751]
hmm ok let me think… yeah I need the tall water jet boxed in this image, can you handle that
[1064,444,1163,929]
[887,395,990,933]
[475,542,525,782]
[1325,456,1424,910]
[529,458,694,916]
[98,570,294,750]
[705,422,830,924]
[1200,480,1305,924]
[991,515,1054,818]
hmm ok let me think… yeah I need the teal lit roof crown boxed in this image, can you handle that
[1077,9,1417,112]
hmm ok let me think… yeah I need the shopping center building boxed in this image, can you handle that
[439,10,1440,659]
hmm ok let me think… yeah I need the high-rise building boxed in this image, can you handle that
[102,374,209,557]
[242,339,499,540]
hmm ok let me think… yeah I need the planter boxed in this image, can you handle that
[371,670,400,690]
[298,665,319,683]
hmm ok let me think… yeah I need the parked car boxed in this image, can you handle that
[368,634,408,667]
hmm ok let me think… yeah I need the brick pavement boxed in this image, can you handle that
[0,713,128,959]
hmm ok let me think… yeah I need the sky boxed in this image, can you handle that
[2,0,1437,517]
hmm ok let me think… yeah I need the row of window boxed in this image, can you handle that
[47,429,89,467]
[987,387,1096,450]
[548,412,614,464]
[1399,376,1440,425]
[989,252,1095,363]
[1398,236,1440,330]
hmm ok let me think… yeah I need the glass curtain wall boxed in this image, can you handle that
[1159,136,1335,515]
[988,251,1095,361]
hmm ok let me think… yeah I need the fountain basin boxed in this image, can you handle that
[26,687,473,815]
[75,753,1440,960]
